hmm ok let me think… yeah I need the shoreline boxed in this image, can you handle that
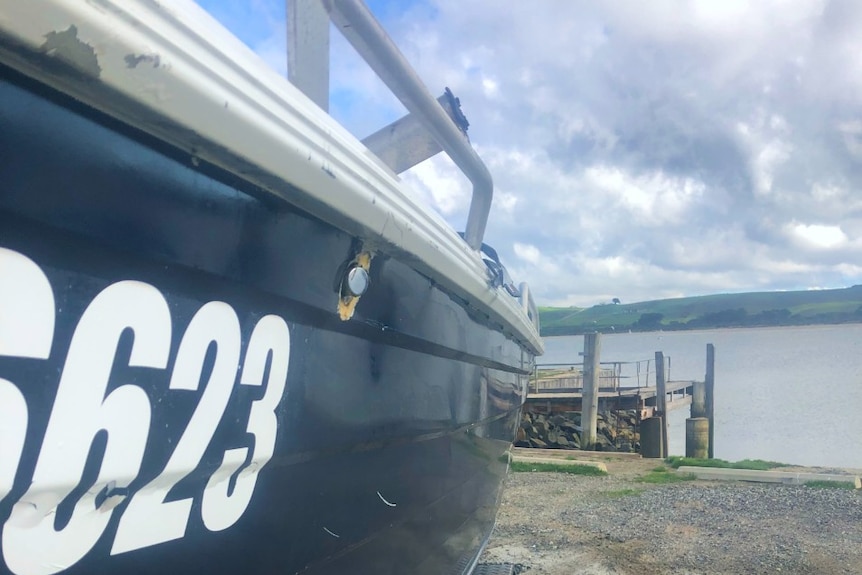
[541,321,862,339]
[513,447,862,474]
[542,320,862,337]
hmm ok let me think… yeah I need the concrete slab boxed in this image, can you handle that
[678,466,857,485]
[512,447,640,461]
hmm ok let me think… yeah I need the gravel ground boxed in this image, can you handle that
[480,456,862,575]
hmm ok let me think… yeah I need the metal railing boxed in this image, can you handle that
[289,0,494,251]
[529,356,672,395]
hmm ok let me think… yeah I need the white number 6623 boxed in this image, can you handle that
[0,248,290,575]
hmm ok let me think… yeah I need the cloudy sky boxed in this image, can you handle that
[196,0,862,307]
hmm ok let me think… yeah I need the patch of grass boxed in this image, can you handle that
[803,480,856,490]
[666,456,723,469]
[666,456,791,471]
[651,465,669,472]
[637,469,697,484]
[510,461,607,476]
[602,488,644,498]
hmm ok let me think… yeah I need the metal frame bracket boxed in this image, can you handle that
[287,0,493,251]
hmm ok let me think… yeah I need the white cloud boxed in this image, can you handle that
[785,222,849,250]
[584,166,706,226]
[513,243,541,265]
[494,190,518,214]
[401,155,470,217]
[481,77,499,99]
[811,183,844,202]
[837,120,862,158]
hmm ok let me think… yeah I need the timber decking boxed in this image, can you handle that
[525,379,695,416]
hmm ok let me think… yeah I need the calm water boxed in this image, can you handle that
[541,325,862,468]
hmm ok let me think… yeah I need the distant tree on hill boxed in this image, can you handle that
[635,312,664,330]
[612,297,621,304]
[753,308,792,324]
[691,308,747,327]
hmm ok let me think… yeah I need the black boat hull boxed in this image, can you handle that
[0,68,532,575]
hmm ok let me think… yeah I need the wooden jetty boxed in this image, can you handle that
[523,336,716,458]
[525,379,695,419]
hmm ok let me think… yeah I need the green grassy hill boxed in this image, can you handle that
[539,286,862,335]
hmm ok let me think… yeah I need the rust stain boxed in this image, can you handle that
[337,251,372,321]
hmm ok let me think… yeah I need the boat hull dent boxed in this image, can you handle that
[0,70,533,574]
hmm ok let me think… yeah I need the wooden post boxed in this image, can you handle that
[640,417,663,458]
[655,351,668,458]
[705,344,715,459]
[580,333,601,450]
[691,381,706,419]
[685,418,709,458]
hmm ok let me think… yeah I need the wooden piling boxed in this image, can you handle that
[640,417,664,458]
[705,344,715,459]
[691,380,706,419]
[580,333,601,450]
[685,417,709,458]
[655,351,668,459]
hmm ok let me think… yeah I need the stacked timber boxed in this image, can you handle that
[515,410,640,453]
